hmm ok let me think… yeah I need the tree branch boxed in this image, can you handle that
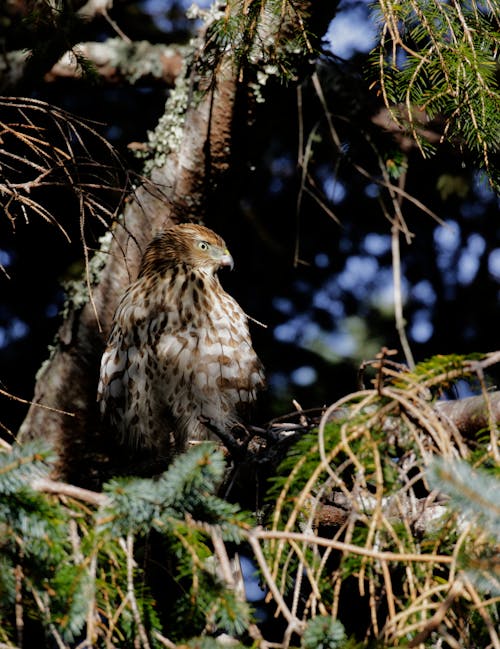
[435,391,500,440]
[45,39,184,86]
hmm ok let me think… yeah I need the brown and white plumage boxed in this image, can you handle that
[97,224,265,456]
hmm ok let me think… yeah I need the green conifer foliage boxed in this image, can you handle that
[428,458,500,596]
[375,0,500,187]
[0,443,252,647]
[0,354,499,647]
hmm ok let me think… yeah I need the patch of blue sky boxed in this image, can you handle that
[240,556,266,602]
[0,318,29,349]
[364,183,380,199]
[473,171,498,203]
[337,255,378,294]
[274,315,318,344]
[315,253,330,268]
[434,220,460,271]
[9,318,29,340]
[457,251,479,285]
[411,280,436,307]
[307,317,367,359]
[370,268,406,311]
[141,0,162,22]
[323,177,346,204]
[272,296,294,315]
[467,233,486,256]
[434,220,460,253]
[274,321,297,343]
[410,310,433,343]
[457,234,485,285]
[315,165,346,204]
[447,379,476,399]
[0,249,13,267]
[362,232,391,256]
[325,2,379,59]
[488,248,500,282]
[313,289,345,318]
[291,365,318,387]
[141,0,211,31]
[321,328,358,357]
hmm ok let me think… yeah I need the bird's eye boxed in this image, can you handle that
[198,241,209,251]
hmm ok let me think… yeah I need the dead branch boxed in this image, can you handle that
[0,97,127,233]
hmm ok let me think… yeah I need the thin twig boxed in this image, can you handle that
[31,477,108,507]
[152,631,177,648]
[407,579,463,647]
[391,222,415,369]
[126,534,151,649]
[250,528,453,564]
[14,564,24,649]
[0,387,76,417]
[246,532,297,626]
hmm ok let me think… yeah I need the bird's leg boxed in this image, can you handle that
[198,416,249,461]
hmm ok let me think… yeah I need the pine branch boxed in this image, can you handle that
[428,458,500,597]
[376,0,500,187]
[428,459,500,538]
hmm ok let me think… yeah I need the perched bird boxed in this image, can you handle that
[97,223,265,458]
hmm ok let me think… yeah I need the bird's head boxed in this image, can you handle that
[139,224,234,278]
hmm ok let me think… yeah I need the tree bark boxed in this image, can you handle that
[17,2,337,486]
[435,391,500,440]
[17,35,238,486]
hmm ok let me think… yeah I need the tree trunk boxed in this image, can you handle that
[17,51,239,487]
[17,2,337,486]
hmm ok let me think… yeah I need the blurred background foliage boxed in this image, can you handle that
[1,0,500,437]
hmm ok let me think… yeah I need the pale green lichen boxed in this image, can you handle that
[35,229,117,378]
[88,229,114,282]
[75,39,182,84]
[138,2,227,173]
[140,71,190,173]
[186,2,225,22]
[61,228,115,317]
[34,344,56,382]
[107,39,180,84]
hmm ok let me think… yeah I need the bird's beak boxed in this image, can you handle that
[219,249,234,271]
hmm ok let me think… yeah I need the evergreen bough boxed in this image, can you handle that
[0,442,253,647]
[375,0,500,188]
[0,354,499,647]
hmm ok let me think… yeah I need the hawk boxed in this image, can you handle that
[97,224,265,458]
